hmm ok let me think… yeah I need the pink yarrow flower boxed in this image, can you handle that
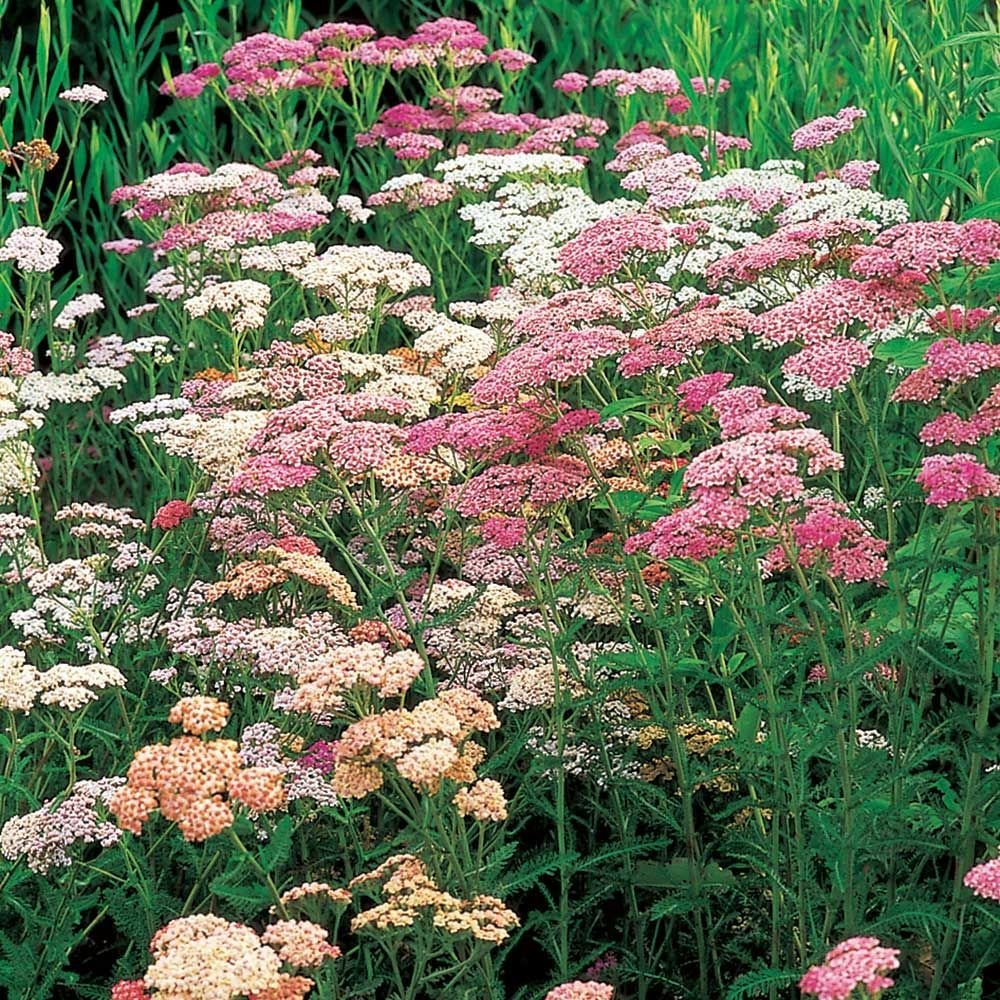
[964,856,1000,901]
[545,983,614,1000]
[791,106,866,151]
[799,936,900,1000]
[559,214,705,285]
[151,500,194,530]
[553,72,589,94]
[102,238,144,255]
[915,453,1000,507]
[851,220,1000,281]
[481,516,528,550]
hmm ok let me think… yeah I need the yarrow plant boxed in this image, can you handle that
[1,8,999,1000]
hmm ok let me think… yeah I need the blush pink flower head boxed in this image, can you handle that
[545,982,614,1000]
[964,856,1000,901]
[559,213,697,285]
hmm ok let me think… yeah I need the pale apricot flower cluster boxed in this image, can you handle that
[276,881,353,912]
[205,549,358,610]
[545,983,615,1000]
[350,854,519,945]
[168,695,230,735]
[453,778,508,821]
[290,642,425,714]
[111,699,286,841]
[331,688,499,798]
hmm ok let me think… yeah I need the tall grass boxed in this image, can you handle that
[1,0,997,226]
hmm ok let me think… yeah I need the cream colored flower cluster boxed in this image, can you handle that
[134,912,338,1000]
[436,152,585,192]
[350,854,519,944]
[184,279,272,332]
[296,245,431,310]
[0,647,125,712]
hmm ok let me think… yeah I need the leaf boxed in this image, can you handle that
[724,968,800,999]
[873,337,933,369]
[736,703,762,746]
[649,896,698,919]
[609,490,647,516]
[633,858,736,890]
[599,397,650,420]
[924,113,1000,148]
[710,604,740,656]
[209,877,274,913]
[958,978,983,1000]
[258,816,294,874]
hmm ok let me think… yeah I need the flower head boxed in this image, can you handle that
[964,856,1000,901]
[59,85,108,104]
[799,936,900,1000]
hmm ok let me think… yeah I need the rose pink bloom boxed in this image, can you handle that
[676,372,735,413]
[618,152,702,209]
[159,64,219,99]
[481,516,528,550]
[782,336,873,391]
[592,66,681,98]
[836,159,879,188]
[626,493,750,561]
[892,337,1000,403]
[559,213,691,285]
[302,22,376,46]
[764,497,888,584]
[0,330,34,376]
[553,72,588,94]
[791,105,866,151]
[751,278,924,348]
[151,500,194,531]
[851,219,1000,280]
[618,306,750,377]
[964,856,1000,901]
[490,48,535,72]
[683,428,843,506]
[708,386,809,439]
[448,456,592,517]
[916,453,1000,507]
[799,936,899,1000]
[409,403,597,462]
[229,456,319,495]
[929,306,997,334]
[707,219,873,286]
[111,982,150,1000]
[473,325,628,405]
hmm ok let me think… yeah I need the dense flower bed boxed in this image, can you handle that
[1,13,999,1000]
